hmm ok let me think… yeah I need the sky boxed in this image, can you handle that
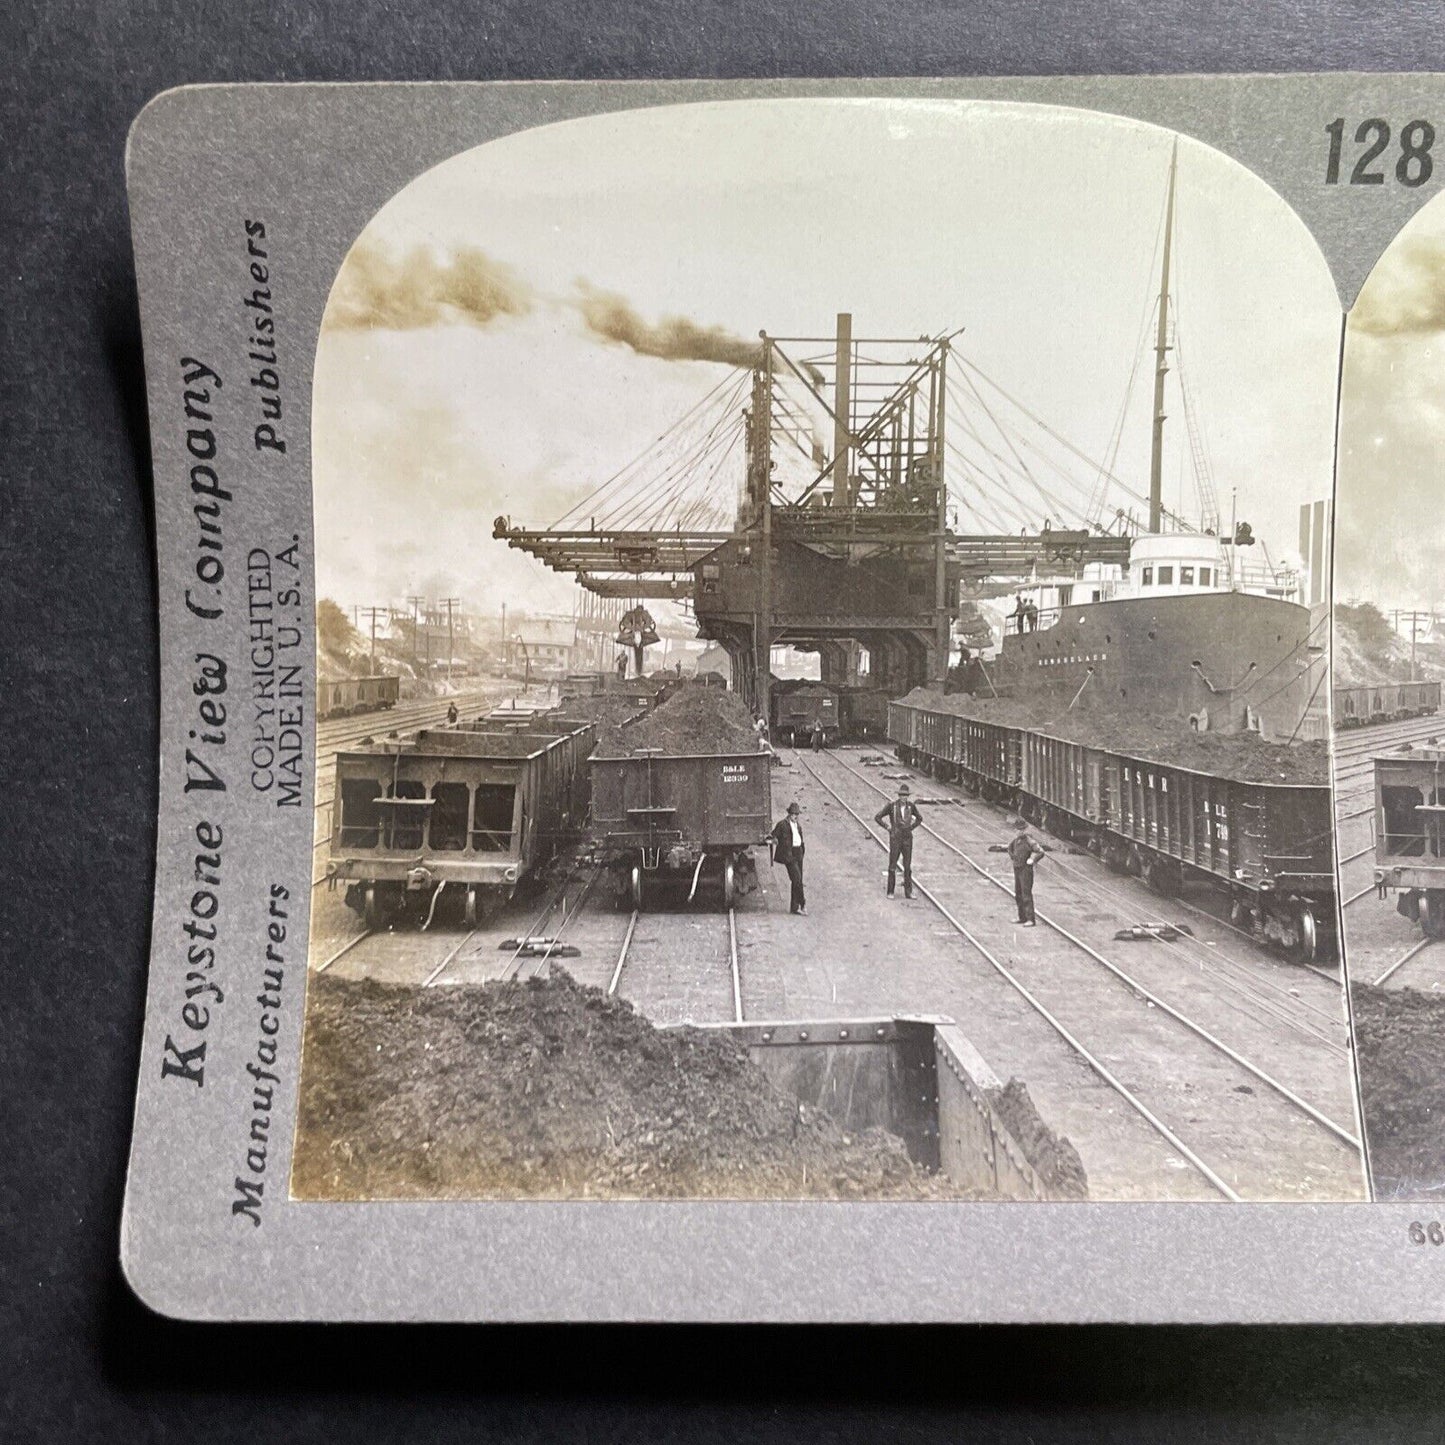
[1336,200,1445,614]
[311,97,1344,619]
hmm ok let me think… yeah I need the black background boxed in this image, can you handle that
[6,2,1445,1439]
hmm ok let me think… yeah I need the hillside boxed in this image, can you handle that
[1334,601,1445,687]
[316,597,472,691]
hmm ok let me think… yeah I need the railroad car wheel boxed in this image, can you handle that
[1143,857,1178,896]
[722,857,736,909]
[362,885,382,929]
[1421,891,1445,940]
[630,862,645,912]
[1294,905,1319,963]
[464,886,479,928]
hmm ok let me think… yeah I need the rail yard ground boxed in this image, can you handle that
[300,734,1366,1204]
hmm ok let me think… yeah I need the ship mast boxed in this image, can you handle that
[1148,140,1178,535]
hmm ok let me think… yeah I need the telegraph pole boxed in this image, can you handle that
[407,595,424,664]
[359,606,388,673]
[442,597,459,689]
[1395,609,1436,680]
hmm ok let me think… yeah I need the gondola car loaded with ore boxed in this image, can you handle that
[837,684,890,741]
[769,680,840,745]
[324,721,593,927]
[588,684,771,909]
[890,691,1336,961]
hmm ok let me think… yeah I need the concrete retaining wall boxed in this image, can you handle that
[683,1014,1051,1201]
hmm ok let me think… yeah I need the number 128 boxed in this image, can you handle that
[1325,118,1435,187]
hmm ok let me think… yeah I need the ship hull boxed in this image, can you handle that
[988,591,1321,739]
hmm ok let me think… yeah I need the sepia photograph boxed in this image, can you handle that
[291,97,1364,1205]
[1334,189,1445,1201]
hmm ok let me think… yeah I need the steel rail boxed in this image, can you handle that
[1371,937,1437,988]
[795,753,1243,1201]
[802,750,1360,1151]
[607,911,640,997]
[499,866,603,983]
[729,908,743,1024]
[315,928,373,974]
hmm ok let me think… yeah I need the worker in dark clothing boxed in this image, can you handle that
[1008,817,1045,925]
[446,701,459,725]
[1023,599,1039,632]
[770,802,807,915]
[616,653,628,679]
[875,782,922,899]
[1012,593,1027,633]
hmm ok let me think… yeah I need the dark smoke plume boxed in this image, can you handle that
[325,242,534,331]
[573,282,764,369]
[1353,234,1445,337]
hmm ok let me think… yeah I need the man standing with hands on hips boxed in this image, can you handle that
[1009,817,1045,926]
[875,782,922,900]
[770,801,807,916]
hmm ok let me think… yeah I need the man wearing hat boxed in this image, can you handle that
[874,782,923,899]
[1008,817,1046,925]
[770,802,807,916]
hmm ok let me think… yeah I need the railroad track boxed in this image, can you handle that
[608,905,744,1023]
[1331,719,1445,789]
[1371,937,1438,987]
[821,747,1347,1046]
[794,748,1362,1202]
[312,865,603,988]
[314,684,522,744]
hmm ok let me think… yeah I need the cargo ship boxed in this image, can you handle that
[975,146,1326,743]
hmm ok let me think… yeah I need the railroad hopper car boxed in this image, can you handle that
[588,748,772,909]
[325,722,594,927]
[1373,742,1445,937]
[317,674,400,721]
[560,673,670,710]
[837,685,890,741]
[770,682,840,745]
[889,700,1335,960]
[1335,680,1441,728]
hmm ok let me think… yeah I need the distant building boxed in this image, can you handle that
[508,617,578,673]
